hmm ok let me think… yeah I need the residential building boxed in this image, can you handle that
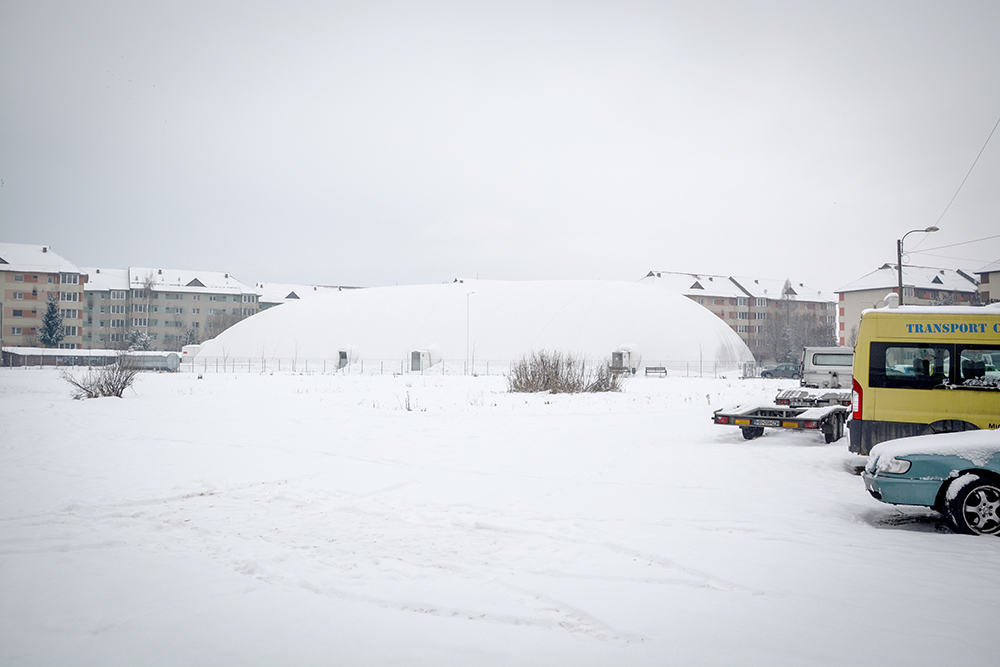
[80,266,259,350]
[974,259,1000,304]
[835,264,979,346]
[641,271,836,359]
[80,267,131,347]
[1,243,86,349]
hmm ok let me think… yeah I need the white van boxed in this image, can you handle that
[800,346,853,388]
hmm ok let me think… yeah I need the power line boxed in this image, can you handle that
[909,233,1000,254]
[933,112,1000,227]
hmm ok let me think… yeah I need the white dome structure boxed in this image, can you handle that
[195,280,754,374]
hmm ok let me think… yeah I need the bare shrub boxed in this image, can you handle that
[61,352,140,399]
[507,350,625,394]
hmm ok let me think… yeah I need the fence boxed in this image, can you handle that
[176,357,760,378]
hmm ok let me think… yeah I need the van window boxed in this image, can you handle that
[812,353,852,367]
[869,342,950,390]
[957,345,1000,385]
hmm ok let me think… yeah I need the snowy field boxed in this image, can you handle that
[1,369,997,666]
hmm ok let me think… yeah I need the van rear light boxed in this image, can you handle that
[851,377,863,420]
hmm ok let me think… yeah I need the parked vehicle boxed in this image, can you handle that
[761,364,800,379]
[800,346,852,388]
[862,430,1000,535]
[713,392,849,442]
[849,302,1000,455]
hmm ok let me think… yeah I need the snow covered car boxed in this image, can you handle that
[862,430,1000,535]
[761,364,800,379]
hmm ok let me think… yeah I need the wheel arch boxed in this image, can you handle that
[934,468,1000,513]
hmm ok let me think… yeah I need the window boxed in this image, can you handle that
[737,325,748,333]
[755,298,767,307]
[209,295,225,302]
[191,308,199,314]
[870,343,951,390]
[133,303,147,313]
[60,273,79,284]
[12,327,22,335]
[110,333,123,342]
[754,312,767,320]
[110,304,126,314]
[131,318,147,327]
[60,292,79,302]
[62,325,78,337]
[827,315,836,323]
[957,346,1000,386]
[59,309,79,319]
[192,294,200,301]
[58,343,78,350]
[737,298,747,306]
[14,274,24,282]
[111,290,126,300]
[110,319,126,328]
[47,276,54,283]
[12,309,23,317]
[193,321,199,328]
[737,312,749,320]
[13,292,23,300]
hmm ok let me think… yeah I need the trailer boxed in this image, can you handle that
[713,401,850,442]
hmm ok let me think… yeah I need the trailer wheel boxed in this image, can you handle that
[823,414,844,443]
[741,426,764,440]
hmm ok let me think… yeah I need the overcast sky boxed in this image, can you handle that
[2,1,998,294]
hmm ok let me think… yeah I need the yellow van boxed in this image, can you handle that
[849,303,1000,455]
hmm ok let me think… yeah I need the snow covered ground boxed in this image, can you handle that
[1,369,996,666]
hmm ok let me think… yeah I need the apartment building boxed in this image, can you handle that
[81,266,259,349]
[0,243,85,349]
[975,260,1000,304]
[835,264,979,346]
[641,271,836,358]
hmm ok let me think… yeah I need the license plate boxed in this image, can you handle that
[755,419,780,427]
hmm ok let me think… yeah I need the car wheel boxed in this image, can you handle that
[792,373,801,379]
[946,475,1000,535]
[761,372,772,378]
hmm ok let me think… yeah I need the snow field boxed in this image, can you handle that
[1,370,998,666]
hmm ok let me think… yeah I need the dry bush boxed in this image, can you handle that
[507,350,625,394]
[61,352,140,399]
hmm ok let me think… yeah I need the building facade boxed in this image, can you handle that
[80,266,259,350]
[835,264,979,346]
[641,271,836,360]
[1,244,86,349]
[975,260,1000,305]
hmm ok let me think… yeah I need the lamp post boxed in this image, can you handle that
[466,292,474,375]
[896,226,939,305]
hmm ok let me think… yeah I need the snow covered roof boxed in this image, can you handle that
[0,243,82,275]
[81,267,129,291]
[837,264,979,294]
[640,271,749,299]
[641,271,832,303]
[197,279,755,370]
[975,259,1000,275]
[128,267,255,295]
[730,276,831,302]
[255,282,354,305]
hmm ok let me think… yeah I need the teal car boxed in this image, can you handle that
[862,430,1000,535]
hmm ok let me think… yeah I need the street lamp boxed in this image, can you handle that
[466,292,475,375]
[896,226,939,305]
